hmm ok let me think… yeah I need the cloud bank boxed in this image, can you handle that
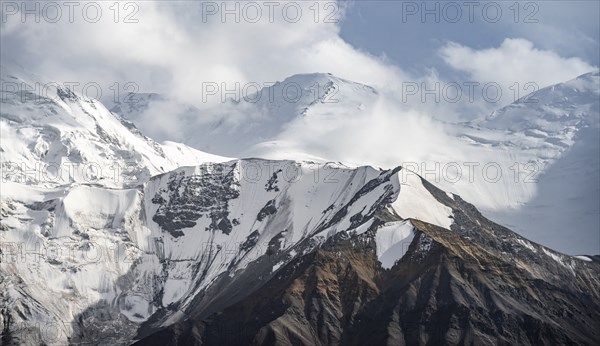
[1,1,406,108]
[440,38,597,105]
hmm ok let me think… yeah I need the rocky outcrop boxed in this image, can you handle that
[135,178,600,346]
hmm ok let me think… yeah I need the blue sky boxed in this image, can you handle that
[1,0,598,119]
[339,0,599,74]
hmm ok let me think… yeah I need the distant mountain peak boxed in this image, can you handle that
[484,71,599,128]
[2,66,600,346]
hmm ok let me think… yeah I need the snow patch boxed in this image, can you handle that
[375,220,415,269]
[516,238,537,253]
[542,248,577,275]
[272,261,284,272]
[391,172,454,230]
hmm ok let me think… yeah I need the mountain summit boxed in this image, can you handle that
[1,68,599,345]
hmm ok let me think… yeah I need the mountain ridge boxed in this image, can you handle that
[133,169,600,345]
[1,67,599,345]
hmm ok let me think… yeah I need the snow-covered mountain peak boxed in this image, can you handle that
[0,158,449,344]
[3,156,598,345]
[107,72,380,157]
[0,66,227,188]
[270,72,377,91]
[266,72,379,117]
[270,72,378,104]
[484,71,599,130]
[455,71,599,254]
[2,65,600,345]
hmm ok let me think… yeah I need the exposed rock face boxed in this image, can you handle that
[2,66,599,345]
[135,176,600,346]
[0,160,443,345]
[2,158,599,345]
[151,166,240,236]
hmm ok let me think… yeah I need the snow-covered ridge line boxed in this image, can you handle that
[106,69,599,255]
[2,64,599,344]
[3,157,597,345]
[0,158,450,344]
[1,64,229,189]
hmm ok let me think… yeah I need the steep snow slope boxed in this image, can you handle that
[5,157,597,346]
[1,159,455,345]
[466,72,600,254]
[482,72,599,132]
[111,72,599,255]
[0,65,227,188]
[135,164,600,346]
[2,66,598,345]
[110,73,379,158]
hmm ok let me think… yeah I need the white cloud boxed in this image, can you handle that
[440,38,598,104]
[1,1,598,256]
[3,2,595,124]
[0,1,407,108]
[274,93,456,167]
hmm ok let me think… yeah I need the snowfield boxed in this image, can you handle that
[111,71,599,255]
[1,65,598,344]
[2,156,454,344]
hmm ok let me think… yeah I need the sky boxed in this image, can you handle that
[1,0,598,121]
[1,1,599,254]
[339,1,599,73]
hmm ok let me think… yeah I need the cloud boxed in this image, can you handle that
[273,93,456,167]
[2,2,596,129]
[440,38,598,104]
[0,1,407,108]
